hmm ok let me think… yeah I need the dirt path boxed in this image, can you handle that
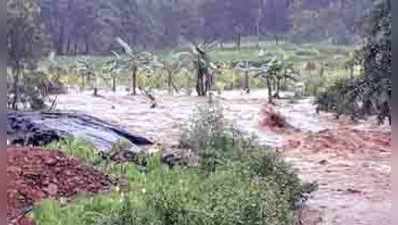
[54,90,391,225]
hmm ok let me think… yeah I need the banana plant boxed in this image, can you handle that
[177,41,218,96]
[273,61,298,99]
[47,52,65,83]
[76,58,98,96]
[102,51,124,92]
[252,58,298,103]
[253,59,276,103]
[151,52,191,95]
[115,37,154,95]
[234,61,255,94]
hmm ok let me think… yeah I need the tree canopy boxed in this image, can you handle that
[36,0,373,55]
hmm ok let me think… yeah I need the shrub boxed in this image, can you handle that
[34,103,315,225]
[179,102,315,205]
[315,77,366,120]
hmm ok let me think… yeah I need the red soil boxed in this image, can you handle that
[260,104,294,132]
[284,127,391,156]
[7,147,113,225]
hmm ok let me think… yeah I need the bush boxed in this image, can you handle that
[180,102,315,206]
[33,103,315,225]
[315,77,365,120]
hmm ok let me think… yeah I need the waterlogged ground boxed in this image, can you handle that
[53,89,391,225]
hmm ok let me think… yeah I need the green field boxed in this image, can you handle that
[40,41,357,96]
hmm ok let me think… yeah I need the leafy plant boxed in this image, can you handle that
[101,52,125,92]
[76,58,99,95]
[115,37,155,95]
[251,58,298,103]
[177,42,219,96]
[315,0,391,125]
[46,137,101,165]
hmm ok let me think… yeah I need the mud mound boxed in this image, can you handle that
[7,147,113,225]
[260,104,295,132]
[285,128,391,155]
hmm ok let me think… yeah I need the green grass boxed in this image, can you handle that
[34,103,316,225]
[46,138,102,165]
[33,148,311,225]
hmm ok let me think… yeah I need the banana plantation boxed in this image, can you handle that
[5,1,391,225]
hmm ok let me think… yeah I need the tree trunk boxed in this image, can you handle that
[131,67,137,95]
[274,78,281,99]
[66,37,71,54]
[196,71,204,96]
[274,34,279,45]
[236,33,241,50]
[112,76,117,92]
[84,35,90,54]
[81,74,86,91]
[272,78,277,91]
[256,0,264,47]
[74,43,78,55]
[320,65,325,77]
[195,57,206,97]
[167,71,173,95]
[56,24,65,55]
[244,71,250,93]
[12,66,20,111]
[266,77,273,103]
[204,72,213,94]
[93,74,99,97]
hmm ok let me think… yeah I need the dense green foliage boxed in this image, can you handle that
[6,0,382,109]
[37,0,372,55]
[35,103,315,225]
[316,0,391,124]
[7,0,51,110]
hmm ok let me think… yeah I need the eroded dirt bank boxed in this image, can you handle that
[53,90,391,225]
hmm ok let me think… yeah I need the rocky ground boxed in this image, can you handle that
[26,89,392,225]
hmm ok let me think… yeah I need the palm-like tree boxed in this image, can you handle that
[177,41,218,96]
[102,52,125,92]
[151,52,188,95]
[251,58,298,103]
[116,37,154,95]
[76,58,98,96]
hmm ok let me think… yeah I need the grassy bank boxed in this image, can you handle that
[33,103,316,225]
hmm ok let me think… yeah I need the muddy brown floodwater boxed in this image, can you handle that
[54,89,391,225]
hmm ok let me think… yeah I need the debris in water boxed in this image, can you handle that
[260,104,295,132]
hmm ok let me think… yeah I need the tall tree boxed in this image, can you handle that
[7,0,51,110]
[315,0,391,124]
